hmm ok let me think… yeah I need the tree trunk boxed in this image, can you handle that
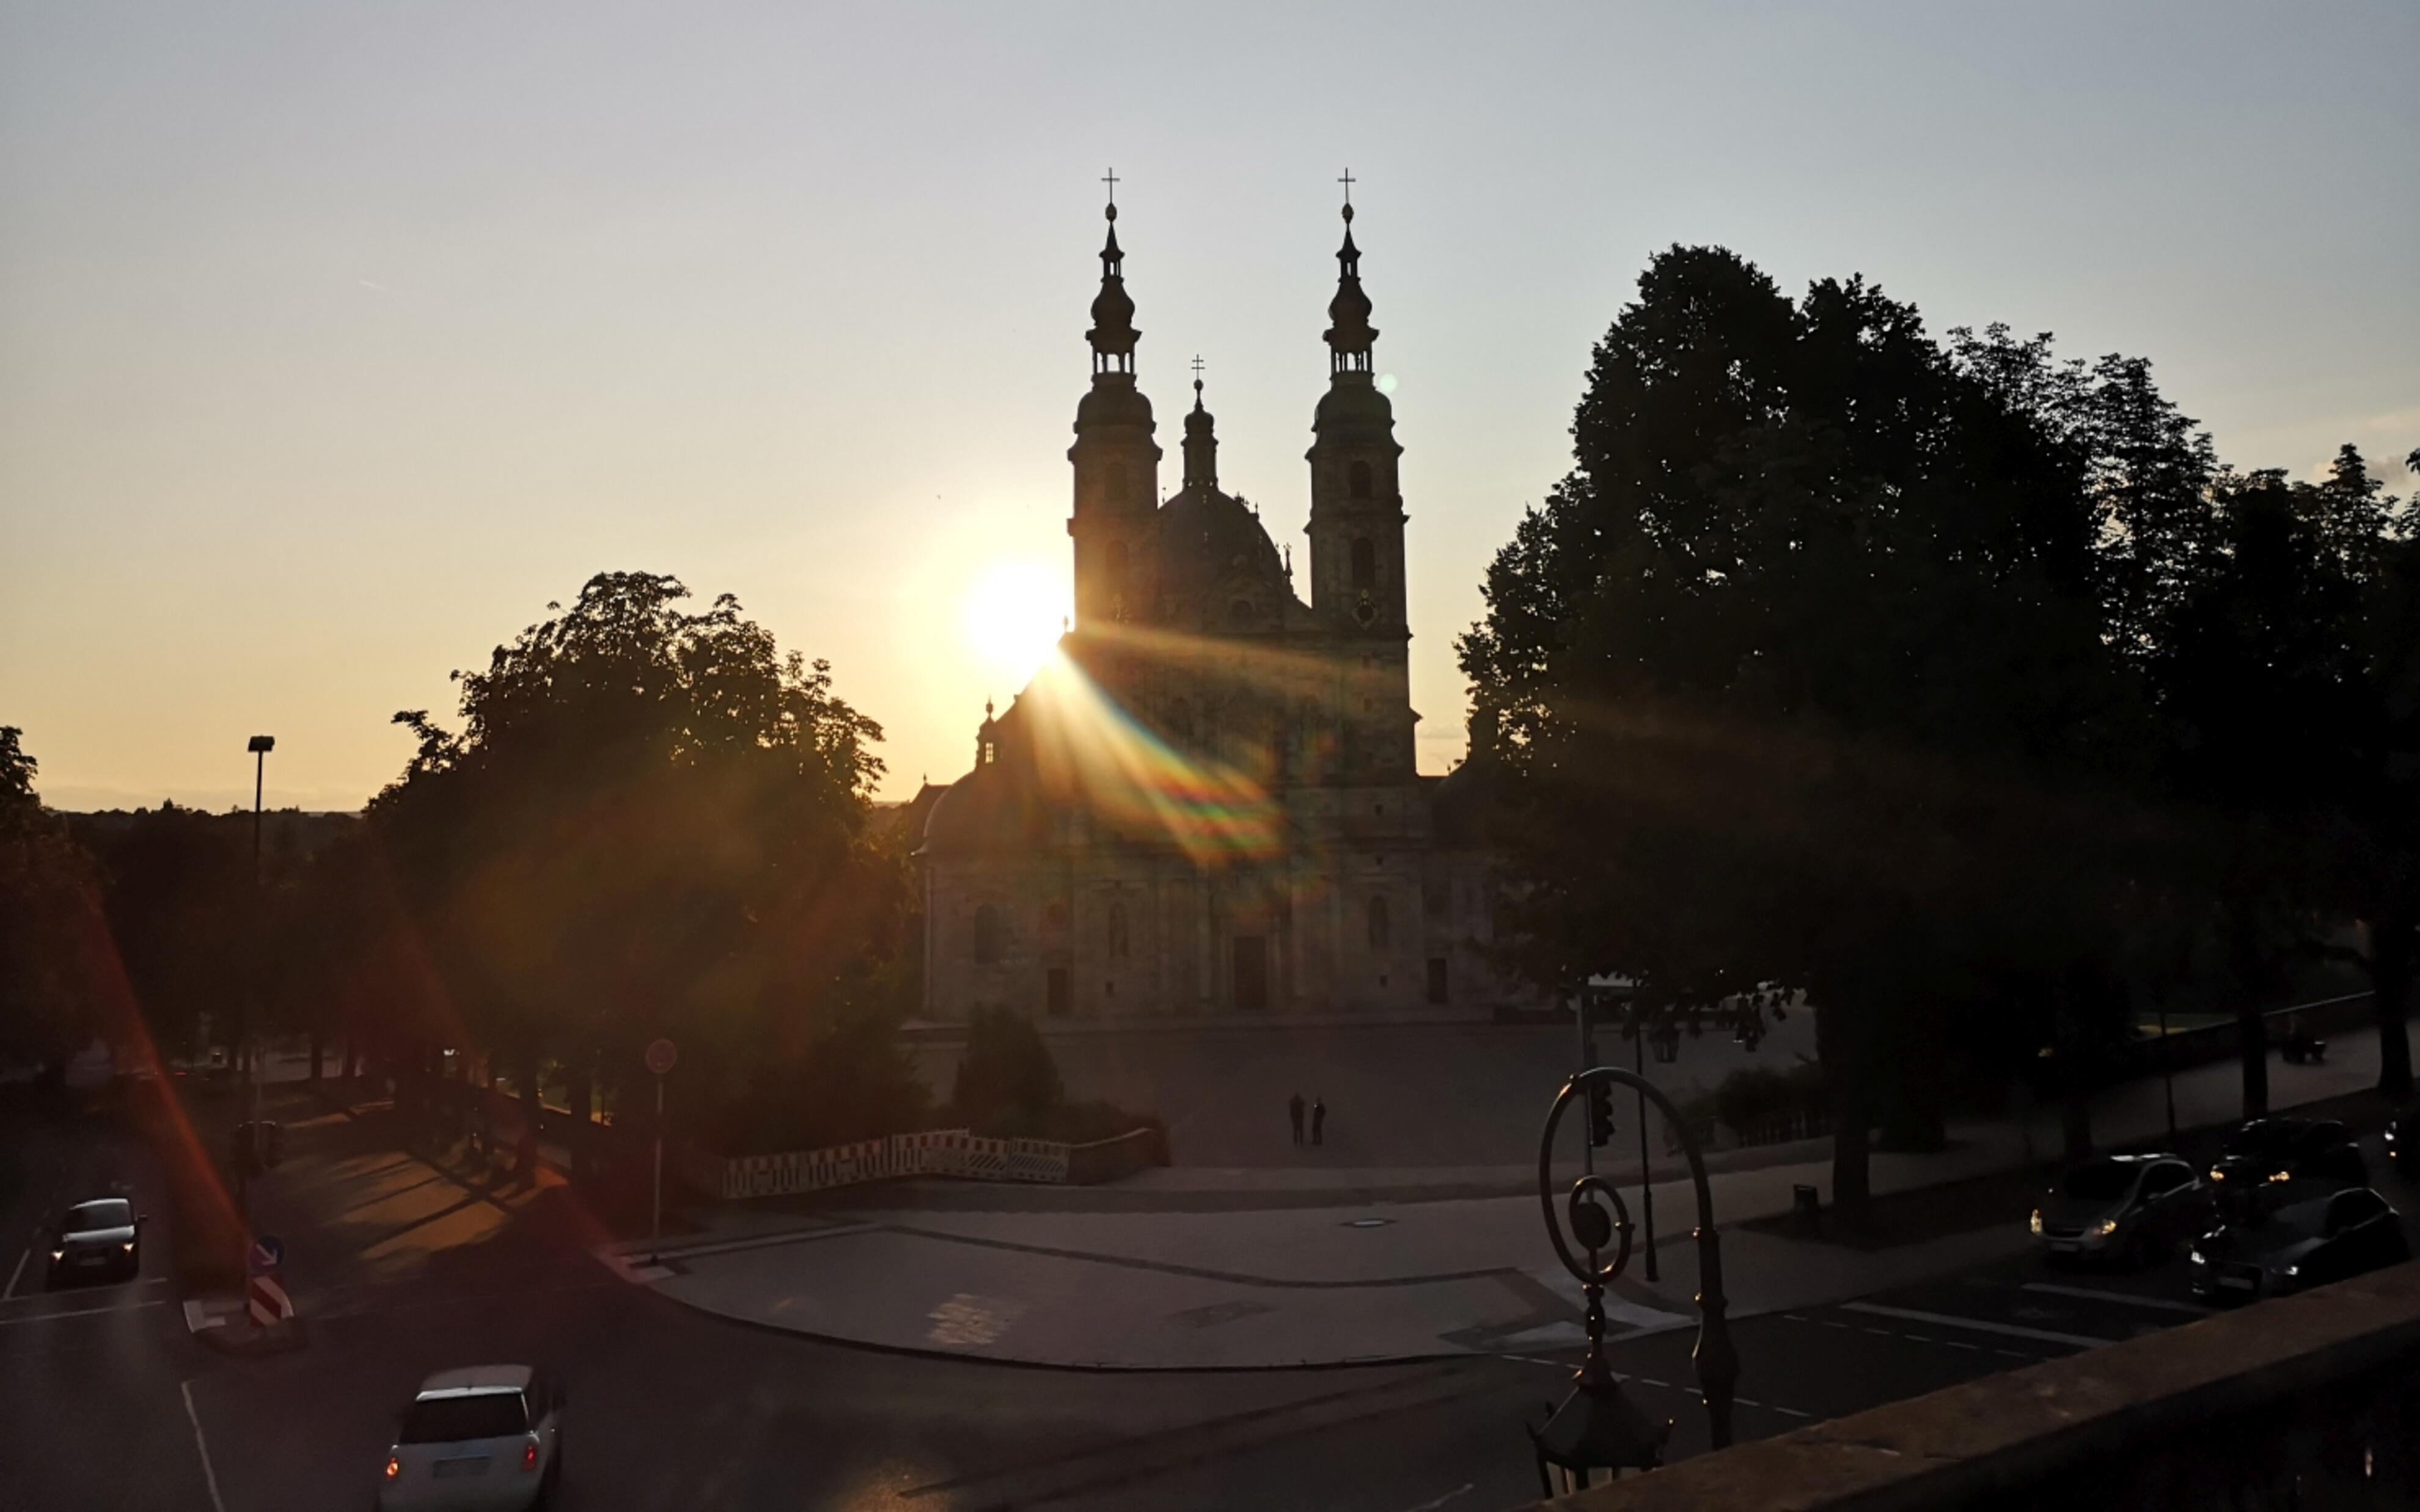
[1817,998,1871,1220]
[2377,921,2414,1103]
[2054,994,2094,1160]
[2238,999,2270,1119]
[566,1061,594,1183]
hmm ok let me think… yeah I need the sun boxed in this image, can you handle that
[962,557,1069,685]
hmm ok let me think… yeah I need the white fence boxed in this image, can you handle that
[703,1128,1071,1200]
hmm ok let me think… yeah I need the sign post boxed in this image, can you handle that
[644,1038,677,1262]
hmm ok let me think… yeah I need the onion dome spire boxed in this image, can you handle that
[1323,171,1377,376]
[1182,354,1217,490]
[1087,171,1139,377]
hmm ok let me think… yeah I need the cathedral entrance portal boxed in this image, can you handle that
[1232,936,1269,1011]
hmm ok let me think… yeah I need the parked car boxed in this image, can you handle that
[2031,1153,2213,1266]
[2386,1108,2414,1174]
[380,1365,563,1510]
[2206,1118,2366,1191]
[46,1197,143,1287]
[2190,1184,2410,1302]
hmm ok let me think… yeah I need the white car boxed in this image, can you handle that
[378,1365,563,1510]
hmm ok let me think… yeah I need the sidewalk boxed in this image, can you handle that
[624,1022,2397,1369]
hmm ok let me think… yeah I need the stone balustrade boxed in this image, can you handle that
[1517,1258,2420,1511]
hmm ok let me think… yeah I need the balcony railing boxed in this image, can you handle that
[1517,1257,2420,1510]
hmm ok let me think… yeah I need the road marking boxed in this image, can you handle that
[1390,1481,1474,1512]
[601,1223,877,1265]
[182,1379,230,1512]
[1772,1404,1813,1419]
[1995,1348,2034,1359]
[2020,1282,2213,1317]
[1942,1340,1979,1351]
[1861,1327,1894,1337]
[2,1247,27,1299]
[0,1298,167,1328]
[1840,1302,2114,1351]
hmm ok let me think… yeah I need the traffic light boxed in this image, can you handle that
[1586,1081,1615,1149]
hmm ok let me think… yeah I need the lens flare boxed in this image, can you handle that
[1013,652,1285,865]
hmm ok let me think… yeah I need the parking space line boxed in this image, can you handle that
[1841,1302,2114,1351]
[2,1247,26,1299]
[2019,1282,2213,1317]
[0,1298,167,1328]
[182,1379,229,1512]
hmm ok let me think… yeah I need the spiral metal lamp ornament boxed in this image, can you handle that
[1525,1066,1739,1494]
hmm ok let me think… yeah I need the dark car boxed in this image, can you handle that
[2032,1153,2213,1267]
[2190,1184,2409,1302]
[46,1197,143,1287]
[2206,1118,2366,1193]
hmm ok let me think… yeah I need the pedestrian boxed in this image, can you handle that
[1311,1096,1327,1148]
[1288,1091,1306,1147]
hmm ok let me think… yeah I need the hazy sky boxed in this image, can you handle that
[4,2,2414,813]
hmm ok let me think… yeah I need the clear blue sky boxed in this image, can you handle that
[4,1,2414,811]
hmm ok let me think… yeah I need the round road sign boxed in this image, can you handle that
[644,1038,678,1076]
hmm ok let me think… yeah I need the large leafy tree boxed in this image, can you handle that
[1461,248,2174,1210]
[0,729,111,1073]
[372,571,920,1151]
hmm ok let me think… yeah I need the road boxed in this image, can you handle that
[5,1099,2413,1510]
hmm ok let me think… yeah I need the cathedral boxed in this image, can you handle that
[915,189,1519,1021]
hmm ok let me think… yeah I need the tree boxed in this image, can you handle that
[370,571,914,1150]
[2151,457,2394,1111]
[1462,248,2170,1212]
[952,1006,1064,1138]
[0,729,110,1075]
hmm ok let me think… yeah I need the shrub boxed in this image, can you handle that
[951,1007,1063,1138]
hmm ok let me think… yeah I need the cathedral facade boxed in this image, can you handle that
[915,193,1518,1021]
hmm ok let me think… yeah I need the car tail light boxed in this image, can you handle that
[522,1438,540,1472]
[384,1455,401,1481]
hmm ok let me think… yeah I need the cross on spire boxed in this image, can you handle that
[1338,167,1355,217]
[1190,353,1205,391]
[1102,166,1120,208]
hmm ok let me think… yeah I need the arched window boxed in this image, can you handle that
[1367,895,1390,951]
[1107,901,1129,959]
[973,905,1001,965]
[1229,599,1254,627]
[1351,537,1376,591]
[1349,460,1373,499]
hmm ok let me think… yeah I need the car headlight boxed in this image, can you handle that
[122,1241,136,1252]
[2210,1168,2226,1181]
[2188,1249,2206,1265]
[2283,1264,2300,1278]
[2388,1129,2397,1142]
[2097,1218,2121,1236]
[49,1250,63,1263]
[2029,1209,2042,1235]
[2269,1171,2292,1183]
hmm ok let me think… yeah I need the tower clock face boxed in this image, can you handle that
[1355,592,1376,627]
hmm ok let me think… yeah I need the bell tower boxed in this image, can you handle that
[1305,178,1407,637]
[1068,174,1160,629]
[1305,177,1414,780]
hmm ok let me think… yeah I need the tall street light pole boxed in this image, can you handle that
[244,735,274,1223]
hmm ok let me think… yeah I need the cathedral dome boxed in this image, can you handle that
[921,765,1054,854]
[1156,486,1282,601]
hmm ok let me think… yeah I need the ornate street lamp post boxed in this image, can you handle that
[1527,1065,1737,1494]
